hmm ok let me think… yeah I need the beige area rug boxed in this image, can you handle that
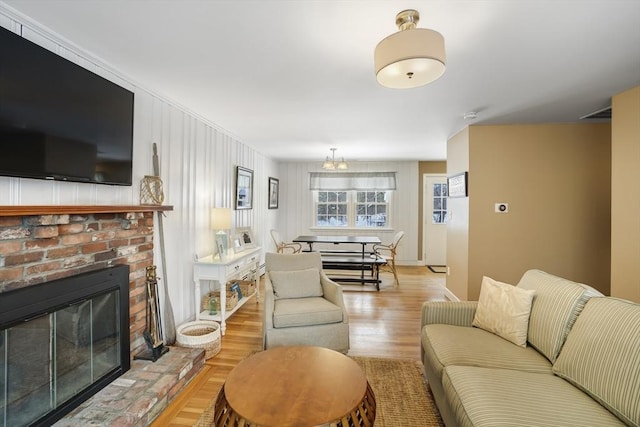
[195,356,443,426]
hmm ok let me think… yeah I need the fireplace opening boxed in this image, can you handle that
[0,265,130,427]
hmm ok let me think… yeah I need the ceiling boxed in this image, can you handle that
[3,1,639,162]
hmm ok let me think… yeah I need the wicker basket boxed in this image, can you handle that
[176,321,221,359]
[227,279,256,298]
[201,290,238,312]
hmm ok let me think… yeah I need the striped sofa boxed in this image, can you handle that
[421,270,640,427]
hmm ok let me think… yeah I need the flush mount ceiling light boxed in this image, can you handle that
[374,9,446,89]
[322,148,348,170]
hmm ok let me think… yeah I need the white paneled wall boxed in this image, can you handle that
[277,161,420,263]
[0,9,278,325]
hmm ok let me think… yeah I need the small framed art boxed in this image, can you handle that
[235,166,253,210]
[232,233,245,253]
[268,177,279,209]
[237,227,255,248]
[447,172,468,198]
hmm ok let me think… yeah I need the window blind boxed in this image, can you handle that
[309,172,396,190]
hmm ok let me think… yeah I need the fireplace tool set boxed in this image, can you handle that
[135,265,170,361]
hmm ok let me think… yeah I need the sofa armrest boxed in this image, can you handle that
[421,301,478,328]
[320,272,349,324]
[263,275,275,331]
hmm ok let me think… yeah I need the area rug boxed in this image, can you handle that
[195,356,443,426]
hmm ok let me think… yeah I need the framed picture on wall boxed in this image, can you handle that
[268,177,279,209]
[235,166,253,209]
[447,172,468,198]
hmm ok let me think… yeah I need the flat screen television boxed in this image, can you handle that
[0,26,134,186]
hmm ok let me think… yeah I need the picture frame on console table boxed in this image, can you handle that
[448,172,468,198]
[237,227,255,249]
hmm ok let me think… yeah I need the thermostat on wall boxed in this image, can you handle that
[495,203,509,213]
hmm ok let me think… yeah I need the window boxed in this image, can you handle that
[316,191,348,226]
[315,191,389,228]
[432,183,447,224]
[356,191,388,227]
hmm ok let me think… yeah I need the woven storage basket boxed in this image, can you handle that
[176,321,221,359]
[201,290,238,312]
[227,279,256,297]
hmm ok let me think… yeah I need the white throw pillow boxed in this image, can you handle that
[472,276,536,347]
[269,268,323,300]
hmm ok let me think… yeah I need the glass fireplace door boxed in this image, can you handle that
[1,290,121,427]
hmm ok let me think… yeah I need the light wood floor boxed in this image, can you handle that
[152,266,447,426]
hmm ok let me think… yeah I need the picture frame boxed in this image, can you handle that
[215,235,227,260]
[235,166,253,210]
[232,233,246,253]
[229,282,243,300]
[447,172,468,198]
[237,227,255,248]
[268,177,279,209]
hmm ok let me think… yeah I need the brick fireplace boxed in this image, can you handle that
[0,205,206,426]
[0,207,161,359]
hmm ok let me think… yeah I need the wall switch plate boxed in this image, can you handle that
[495,203,509,213]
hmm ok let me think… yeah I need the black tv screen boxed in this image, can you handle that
[0,26,134,186]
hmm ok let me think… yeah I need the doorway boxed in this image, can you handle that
[423,175,447,269]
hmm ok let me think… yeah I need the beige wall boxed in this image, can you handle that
[447,123,611,300]
[418,161,447,260]
[611,86,640,303]
[445,128,470,300]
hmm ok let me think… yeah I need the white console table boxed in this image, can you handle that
[193,246,261,335]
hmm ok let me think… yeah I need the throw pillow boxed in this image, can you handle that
[269,267,323,300]
[472,276,536,347]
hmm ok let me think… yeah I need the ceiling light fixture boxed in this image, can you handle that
[322,148,348,170]
[374,9,446,89]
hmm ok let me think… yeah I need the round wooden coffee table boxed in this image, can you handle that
[214,346,376,427]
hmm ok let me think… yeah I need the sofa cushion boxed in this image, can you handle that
[273,297,343,328]
[553,297,640,427]
[269,268,323,300]
[443,365,625,427]
[421,324,552,384]
[517,269,602,362]
[472,276,535,347]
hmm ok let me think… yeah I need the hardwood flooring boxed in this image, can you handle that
[151,266,446,426]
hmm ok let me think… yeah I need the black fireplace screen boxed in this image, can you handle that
[0,265,130,427]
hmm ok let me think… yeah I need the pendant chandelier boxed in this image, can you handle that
[374,9,446,89]
[322,148,348,170]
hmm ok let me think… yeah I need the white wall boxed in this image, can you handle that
[277,161,420,264]
[0,9,278,326]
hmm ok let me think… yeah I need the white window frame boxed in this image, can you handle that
[313,190,392,229]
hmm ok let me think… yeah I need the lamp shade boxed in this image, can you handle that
[375,9,446,89]
[211,208,232,230]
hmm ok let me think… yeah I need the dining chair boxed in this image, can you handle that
[372,231,405,287]
[270,229,302,254]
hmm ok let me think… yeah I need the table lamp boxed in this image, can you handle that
[212,208,232,259]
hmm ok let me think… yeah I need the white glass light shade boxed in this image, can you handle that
[211,208,232,230]
[375,28,446,89]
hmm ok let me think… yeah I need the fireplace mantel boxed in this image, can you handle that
[0,205,173,216]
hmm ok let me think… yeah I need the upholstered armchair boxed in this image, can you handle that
[269,229,302,254]
[263,252,350,353]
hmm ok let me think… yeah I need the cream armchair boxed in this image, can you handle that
[263,252,349,353]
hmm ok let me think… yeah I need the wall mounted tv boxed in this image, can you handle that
[0,26,134,186]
